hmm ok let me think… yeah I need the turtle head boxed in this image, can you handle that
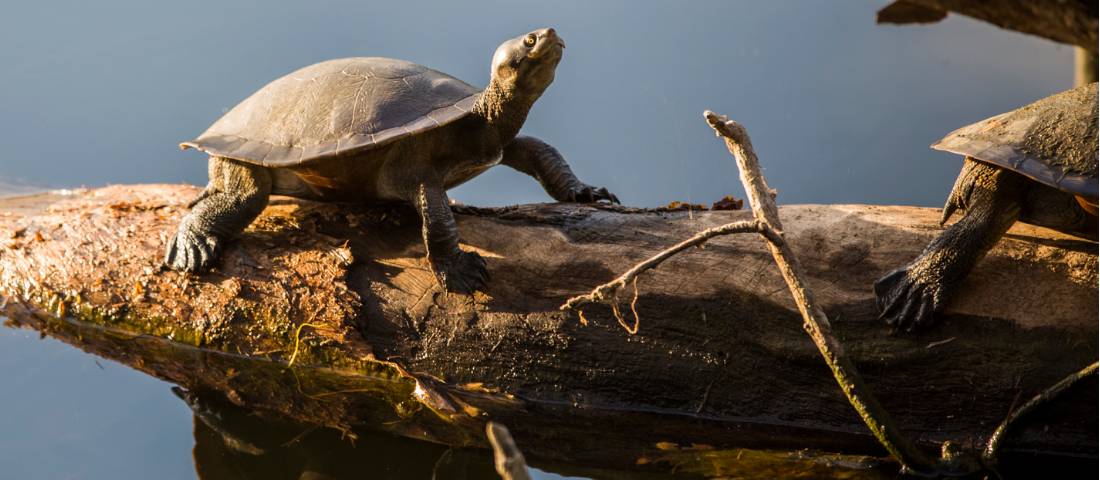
[490,28,564,96]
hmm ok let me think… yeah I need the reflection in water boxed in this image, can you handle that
[1,304,900,479]
[176,387,500,480]
[174,385,900,480]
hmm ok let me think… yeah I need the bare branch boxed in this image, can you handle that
[486,422,533,480]
[703,112,782,230]
[560,220,764,311]
[707,111,943,474]
[560,111,949,475]
[984,362,1099,465]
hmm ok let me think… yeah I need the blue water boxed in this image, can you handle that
[0,0,1076,478]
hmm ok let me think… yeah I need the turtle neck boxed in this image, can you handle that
[472,78,542,144]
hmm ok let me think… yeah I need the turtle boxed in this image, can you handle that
[164,28,618,293]
[875,83,1098,331]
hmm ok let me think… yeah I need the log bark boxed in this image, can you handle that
[1,185,1096,472]
[876,0,1098,52]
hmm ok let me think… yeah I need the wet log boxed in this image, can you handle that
[1,185,1096,473]
[877,0,1098,53]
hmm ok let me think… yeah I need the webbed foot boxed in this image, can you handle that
[873,265,944,332]
[432,250,489,294]
[164,214,224,273]
[564,184,620,204]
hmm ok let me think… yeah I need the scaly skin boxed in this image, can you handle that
[165,159,271,273]
[415,183,490,293]
[503,135,620,204]
[165,28,618,293]
[875,158,1095,331]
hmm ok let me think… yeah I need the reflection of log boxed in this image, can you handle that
[1,185,1096,471]
[877,0,1098,52]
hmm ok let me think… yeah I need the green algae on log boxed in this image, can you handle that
[0,185,1096,472]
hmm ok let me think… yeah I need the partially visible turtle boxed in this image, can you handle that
[165,28,618,293]
[875,83,1098,331]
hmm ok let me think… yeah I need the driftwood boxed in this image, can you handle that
[876,0,1098,52]
[0,182,1096,474]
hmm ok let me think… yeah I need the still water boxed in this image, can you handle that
[0,0,1076,478]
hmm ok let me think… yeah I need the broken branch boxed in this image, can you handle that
[703,111,944,474]
[561,111,948,475]
[560,219,763,311]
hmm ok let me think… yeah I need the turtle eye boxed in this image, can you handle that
[523,34,537,47]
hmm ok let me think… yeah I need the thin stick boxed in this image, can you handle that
[486,422,533,480]
[560,220,763,311]
[705,111,938,473]
[983,362,1098,465]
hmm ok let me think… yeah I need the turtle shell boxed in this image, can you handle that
[180,57,481,166]
[932,83,1098,199]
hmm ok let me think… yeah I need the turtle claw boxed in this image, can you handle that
[569,185,620,204]
[165,216,224,273]
[432,250,489,294]
[874,266,942,332]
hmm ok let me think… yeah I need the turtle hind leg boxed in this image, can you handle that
[412,182,488,294]
[875,159,1025,332]
[1019,183,1098,241]
[165,157,271,272]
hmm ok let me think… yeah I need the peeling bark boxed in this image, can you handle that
[1,185,1096,471]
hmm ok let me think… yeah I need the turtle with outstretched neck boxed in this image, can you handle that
[166,28,618,293]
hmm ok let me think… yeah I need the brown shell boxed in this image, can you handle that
[932,83,1098,199]
[180,57,481,166]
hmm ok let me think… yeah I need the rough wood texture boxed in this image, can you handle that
[877,0,1098,52]
[1,185,1096,470]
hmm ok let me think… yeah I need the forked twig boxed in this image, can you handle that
[561,111,943,475]
[560,220,764,311]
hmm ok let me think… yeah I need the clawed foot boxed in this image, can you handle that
[431,250,489,294]
[164,215,224,272]
[564,184,620,204]
[873,266,945,332]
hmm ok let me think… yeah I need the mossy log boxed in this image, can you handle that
[1,185,1096,471]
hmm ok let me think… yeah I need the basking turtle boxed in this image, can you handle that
[165,28,618,293]
[875,83,1098,331]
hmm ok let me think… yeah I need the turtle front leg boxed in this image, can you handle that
[413,183,488,294]
[165,158,271,272]
[502,135,619,204]
[874,159,1025,331]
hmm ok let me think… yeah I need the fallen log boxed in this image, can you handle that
[1,185,1096,473]
[876,0,1098,52]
